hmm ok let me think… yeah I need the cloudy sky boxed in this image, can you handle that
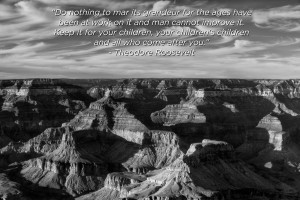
[0,0,299,79]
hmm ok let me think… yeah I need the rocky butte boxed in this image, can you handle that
[0,79,300,200]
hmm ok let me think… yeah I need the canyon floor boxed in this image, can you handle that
[0,79,300,200]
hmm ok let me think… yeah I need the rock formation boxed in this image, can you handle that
[0,79,300,200]
[0,79,91,143]
[0,173,27,200]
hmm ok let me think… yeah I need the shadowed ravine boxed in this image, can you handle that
[1,79,300,200]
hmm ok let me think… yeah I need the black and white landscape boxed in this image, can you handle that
[1,0,300,199]
[0,79,300,200]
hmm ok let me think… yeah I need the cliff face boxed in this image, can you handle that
[0,173,27,200]
[0,79,91,144]
[1,79,300,200]
[151,104,206,126]
[79,140,277,200]
[20,131,107,196]
[119,140,275,200]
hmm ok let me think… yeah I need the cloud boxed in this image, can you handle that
[252,5,300,32]
[253,5,300,23]
[201,37,300,57]
[152,1,171,11]
[33,0,153,10]
[0,1,115,43]
[0,1,61,42]
[0,0,299,79]
[15,1,55,23]
[234,40,252,48]
[0,42,47,55]
[0,4,16,19]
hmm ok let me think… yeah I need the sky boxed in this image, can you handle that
[0,0,300,79]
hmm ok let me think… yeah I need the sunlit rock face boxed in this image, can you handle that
[1,79,300,200]
[256,114,288,151]
[151,103,206,126]
[65,97,150,144]
[20,131,108,196]
[113,140,275,200]
[0,173,27,200]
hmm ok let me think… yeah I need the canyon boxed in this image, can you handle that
[0,79,300,200]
